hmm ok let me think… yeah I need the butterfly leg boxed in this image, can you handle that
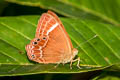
[54,63,60,68]
[70,60,73,69]
[76,57,81,69]
[70,57,81,69]
[62,62,66,66]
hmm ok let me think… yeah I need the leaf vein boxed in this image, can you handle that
[0,50,20,63]
[0,22,31,40]
[82,21,120,59]
[69,23,112,65]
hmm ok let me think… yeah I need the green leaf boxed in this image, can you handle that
[5,0,120,26]
[93,71,120,80]
[0,16,120,76]
[60,0,120,26]
[105,64,120,72]
[5,0,103,21]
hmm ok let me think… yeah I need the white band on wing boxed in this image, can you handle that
[47,23,59,35]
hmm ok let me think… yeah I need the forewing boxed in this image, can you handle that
[37,11,73,63]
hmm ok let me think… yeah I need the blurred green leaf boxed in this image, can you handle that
[5,0,103,21]
[5,0,120,26]
[0,16,120,76]
[60,0,120,26]
[93,71,120,80]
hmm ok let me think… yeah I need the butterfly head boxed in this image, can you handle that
[72,48,78,57]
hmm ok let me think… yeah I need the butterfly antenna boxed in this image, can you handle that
[75,34,98,49]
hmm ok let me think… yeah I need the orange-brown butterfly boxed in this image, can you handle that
[25,10,79,68]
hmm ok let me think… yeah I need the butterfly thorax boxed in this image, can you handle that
[60,48,78,64]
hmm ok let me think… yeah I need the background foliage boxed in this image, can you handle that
[0,0,120,79]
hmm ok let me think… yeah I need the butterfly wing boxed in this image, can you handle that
[42,24,73,63]
[36,11,77,64]
[26,11,78,64]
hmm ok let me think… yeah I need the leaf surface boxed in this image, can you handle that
[0,16,120,76]
[5,0,120,26]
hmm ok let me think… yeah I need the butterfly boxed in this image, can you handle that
[25,10,79,69]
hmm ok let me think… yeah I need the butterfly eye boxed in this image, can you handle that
[37,38,40,41]
[43,37,46,40]
[31,54,35,59]
[33,42,37,45]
